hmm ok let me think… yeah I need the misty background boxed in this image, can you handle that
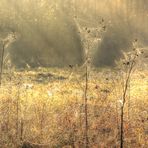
[0,0,148,68]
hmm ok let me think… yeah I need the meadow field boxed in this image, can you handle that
[0,0,148,148]
[0,67,147,148]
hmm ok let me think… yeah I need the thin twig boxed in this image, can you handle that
[84,63,89,148]
[0,43,5,86]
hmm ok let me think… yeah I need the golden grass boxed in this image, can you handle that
[0,68,147,147]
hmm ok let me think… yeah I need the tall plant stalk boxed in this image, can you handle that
[120,65,132,148]
[120,46,140,148]
[0,33,16,86]
[0,43,5,86]
[84,62,89,148]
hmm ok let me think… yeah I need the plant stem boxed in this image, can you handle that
[120,56,136,148]
[84,64,89,148]
[0,43,5,86]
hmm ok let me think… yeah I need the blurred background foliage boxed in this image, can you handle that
[0,0,148,68]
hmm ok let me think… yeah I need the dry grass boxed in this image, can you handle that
[0,68,147,148]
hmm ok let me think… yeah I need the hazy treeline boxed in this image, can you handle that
[94,0,148,66]
[0,0,148,67]
[0,0,84,68]
[75,0,148,66]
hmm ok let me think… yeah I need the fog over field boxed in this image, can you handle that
[0,0,147,68]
